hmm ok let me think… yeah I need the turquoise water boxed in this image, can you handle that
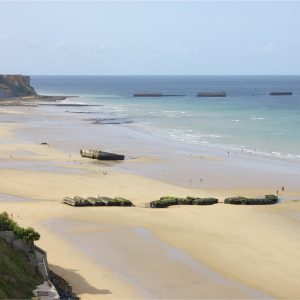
[32,76,300,158]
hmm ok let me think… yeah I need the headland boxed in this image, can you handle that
[0,74,73,104]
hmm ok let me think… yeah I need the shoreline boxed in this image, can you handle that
[9,102,300,197]
[0,101,300,299]
[3,92,300,161]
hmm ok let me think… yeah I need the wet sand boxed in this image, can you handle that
[0,103,300,299]
[13,105,300,196]
[45,219,270,299]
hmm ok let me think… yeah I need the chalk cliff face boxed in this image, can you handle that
[0,75,37,98]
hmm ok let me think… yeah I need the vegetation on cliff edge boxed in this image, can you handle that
[0,212,40,241]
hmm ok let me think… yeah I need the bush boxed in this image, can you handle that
[21,227,40,241]
[0,212,40,241]
[0,212,15,231]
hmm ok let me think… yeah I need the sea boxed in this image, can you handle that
[31,75,300,159]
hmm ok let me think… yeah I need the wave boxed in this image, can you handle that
[161,110,187,117]
[42,103,103,107]
[93,94,120,98]
[66,111,102,114]
[135,123,300,161]
[43,93,300,161]
[250,117,265,120]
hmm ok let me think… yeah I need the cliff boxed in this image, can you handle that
[0,75,37,99]
[0,239,43,298]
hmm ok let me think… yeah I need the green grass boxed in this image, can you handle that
[0,240,43,299]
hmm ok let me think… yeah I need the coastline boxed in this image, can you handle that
[11,101,300,197]
[0,101,300,299]
[31,74,300,161]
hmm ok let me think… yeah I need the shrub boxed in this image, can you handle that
[0,212,40,241]
[21,227,40,241]
[0,212,15,231]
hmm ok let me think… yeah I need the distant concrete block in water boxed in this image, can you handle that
[133,93,163,97]
[133,93,186,97]
[197,92,226,97]
[269,92,292,96]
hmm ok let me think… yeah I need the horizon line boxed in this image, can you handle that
[27,74,300,77]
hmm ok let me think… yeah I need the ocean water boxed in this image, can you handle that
[31,75,300,158]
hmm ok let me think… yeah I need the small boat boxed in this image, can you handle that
[80,149,125,160]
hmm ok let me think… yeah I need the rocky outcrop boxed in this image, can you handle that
[0,75,37,98]
[49,270,79,300]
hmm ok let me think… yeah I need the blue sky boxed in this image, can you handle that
[0,1,299,75]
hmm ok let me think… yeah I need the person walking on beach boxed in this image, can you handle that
[282,185,285,192]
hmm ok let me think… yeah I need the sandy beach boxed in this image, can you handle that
[0,104,300,299]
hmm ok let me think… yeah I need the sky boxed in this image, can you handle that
[0,1,299,75]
